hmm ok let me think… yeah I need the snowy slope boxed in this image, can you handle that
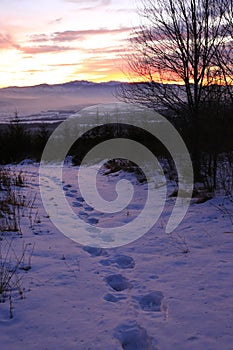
[0,163,233,350]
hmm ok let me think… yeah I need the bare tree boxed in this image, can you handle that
[119,0,233,115]
[216,0,233,102]
[117,0,233,186]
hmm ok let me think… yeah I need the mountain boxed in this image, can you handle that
[1,80,123,91]
[0,81,126,123]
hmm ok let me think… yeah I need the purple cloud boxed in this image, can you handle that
[0,32,19,50]
[19,45,74,54]
[29,27,133,43]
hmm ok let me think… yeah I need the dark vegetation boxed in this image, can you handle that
[0,113,53,164]
[0,113,171,165]
[1,98,233,194]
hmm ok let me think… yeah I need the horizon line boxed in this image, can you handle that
[0,79,189,89]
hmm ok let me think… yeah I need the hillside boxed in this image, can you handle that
[0,81,123,123]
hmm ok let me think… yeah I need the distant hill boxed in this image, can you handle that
[0,81,126,123]
[1,80,124,91]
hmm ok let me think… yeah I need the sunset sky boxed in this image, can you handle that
[0,0,138,87]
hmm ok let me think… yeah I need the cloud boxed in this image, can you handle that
[19,26,131,58]
[29,34,49,43]
[29,27,132,43]
[0,32,19,50]
[52,30,84,42]
[49,17,63,25]
[65,0,111,6]
[76,56,122,75]
[47,63,80,67]
[24,69,50,73]
[114,8,137,13]
[53,27,131,41]
[86,45,127,56]
[77,0,111,11]
[19,45,74,54]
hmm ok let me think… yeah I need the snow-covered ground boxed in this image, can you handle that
[1,162,233,350]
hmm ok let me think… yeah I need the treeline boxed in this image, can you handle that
[2,103,233,194]
[0,116,51,164]
[168,98,233,191]
[0,113,171,166]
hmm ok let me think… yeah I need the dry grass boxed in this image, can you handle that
[0,167,38,234]
[0,238,33,318]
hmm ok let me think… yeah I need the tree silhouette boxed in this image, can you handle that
[118,0,233,184]
[119,0,232,115]
[5,111,31,162]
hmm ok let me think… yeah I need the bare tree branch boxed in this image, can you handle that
[118,0,233,114]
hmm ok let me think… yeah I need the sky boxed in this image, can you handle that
[0,0,139,87]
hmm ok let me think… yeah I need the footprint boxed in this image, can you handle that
[84,206,94,212]
[103,293,126,303]
[135,291,164,312]
[65,192,76,198]
[76,196,85,202]
[149,275,159,280]
[110,255,135,269]
[100,255,135,269]
[72,202,83,208]
[83,246,108,257]
[105,274,132,292]
[85,226,101,234]
[63,184,72,190]
[87,217,99,225]
[99,234,115,243]
[114,322,157,350]
[78,211,88,218]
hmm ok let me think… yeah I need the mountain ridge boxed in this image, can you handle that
[0,80,126,90]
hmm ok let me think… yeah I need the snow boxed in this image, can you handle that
[1,161,233,350]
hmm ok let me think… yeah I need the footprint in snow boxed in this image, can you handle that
[63,184,72,190]
[78,211,88,218]
[84,205,94,212]
[105,274,132,292]
[72,201,83,208]
[86,217,99,225]
[76,196,85,202]
[114,322,157,350]
[77,213,99,225]
[103,293,127,303]
[134,291,164,312]
[83,246,108,257]
[100,255,135,269]
[65,192,76,198]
